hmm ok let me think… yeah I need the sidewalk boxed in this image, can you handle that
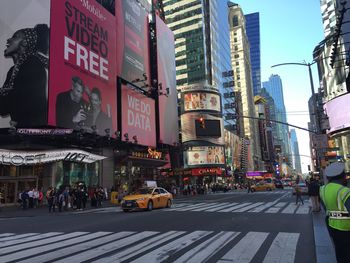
[312,207,337,263]
[0,202,115,218]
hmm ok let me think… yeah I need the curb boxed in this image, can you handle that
[312,207,337,263]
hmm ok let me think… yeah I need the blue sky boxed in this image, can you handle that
[231,0,324,173]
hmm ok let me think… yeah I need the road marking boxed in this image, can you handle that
[263,232,300,263]
[227,202,253,212]
[0,232,62,248]
[0,231,301,262]
[0,234,14,238]
[0,233,38,242]
[120,231,212,263]
[233,202,264,212]
[173,231,240,263]
[282,203,298,214]
[203,203,235,212]
[168,202,209,211]
[218,232,269,263]
[191,203,224,212]
[265,202,288,213]
[216,202,239,212]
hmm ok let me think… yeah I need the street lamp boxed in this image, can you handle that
[271,61,319,133]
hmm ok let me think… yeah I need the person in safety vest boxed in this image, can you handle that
[320,162,350,263]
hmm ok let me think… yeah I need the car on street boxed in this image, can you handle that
[251,181,276,192]
[274,179,284,189]
[292,182,309,195]
[121,187,173,212]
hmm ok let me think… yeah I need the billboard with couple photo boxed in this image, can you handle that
[48,0,117,135]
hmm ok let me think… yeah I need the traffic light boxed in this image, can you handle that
[199,117,205,129]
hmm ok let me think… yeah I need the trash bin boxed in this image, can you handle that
[110,191,119,205]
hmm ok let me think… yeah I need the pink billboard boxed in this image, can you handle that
[121,84,156,147]
[116,0,150,86]
[48,0,117,135]
[324,93,350,134]
[156,16,179,145]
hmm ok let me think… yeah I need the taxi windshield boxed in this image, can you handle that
[134,188,153,195]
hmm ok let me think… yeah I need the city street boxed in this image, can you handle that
[0,189,316,263]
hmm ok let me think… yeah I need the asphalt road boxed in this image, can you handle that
[0,189,315,263]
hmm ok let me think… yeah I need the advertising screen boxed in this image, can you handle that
[116,0,150,86]
[195,119,221,137]
[324,93,350,133]
[181,113,224,145]
[121,84,156,147]
[185,146,225,166]
[48,0,117,136]
[156,15,179,145]
[0,0,50,128]
[183,92,221,112]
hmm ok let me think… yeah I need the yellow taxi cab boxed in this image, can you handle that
[251,181,276,192]
[121,187,173,212]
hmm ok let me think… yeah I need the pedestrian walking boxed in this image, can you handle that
[295,184,304,205]
[46,187,55,213]
[308,178,320,212]
[320,162,350,263]
[247,181,252,193]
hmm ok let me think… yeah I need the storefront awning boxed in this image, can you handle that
[0,149,107,166]
[126,156,169,168]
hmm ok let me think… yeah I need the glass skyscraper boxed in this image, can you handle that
[245,12,261,96]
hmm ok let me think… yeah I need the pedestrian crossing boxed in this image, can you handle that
[0,230,300,262]
[73,200,310,215]
[168,200,310,215]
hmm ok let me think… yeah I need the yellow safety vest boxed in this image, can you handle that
[320,183,350,231]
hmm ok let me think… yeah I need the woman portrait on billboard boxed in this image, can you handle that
[0,24,49,127]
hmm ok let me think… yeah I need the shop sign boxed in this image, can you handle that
[131,148,163,160]
[192,168,222,176]
[16,129,73,135]
[0,149,106,166]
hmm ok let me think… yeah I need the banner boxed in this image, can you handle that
[156,16,179,145]
[0,0,50,128]
[185,146,225,166]
[116,0,150,86]
[121,84,156,147]
[48,0,117,136]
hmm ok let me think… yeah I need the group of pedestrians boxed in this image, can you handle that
[18,188,44,209]
[45,185,107,213]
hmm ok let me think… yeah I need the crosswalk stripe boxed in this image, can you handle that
[0,231,302,262]
[173,231,240,263]
[20,232,134,263]
[0,232,62,248]
[230,202,253,212]
[265,202,287,213]
[0,233,38,242]
[168,202,209,211]
[233,202,264,212]
[216,203,239,212]
[126,231,212,263]
[54,231,157,263]
[263,232,300,263]
[90,231,186,263]
[205,203,235,212]
[191,203,223,212]
[0,234,14,238]
[172,203,191,208]
[0,232,87,256]
[281,203,298,214]
[218,232,269,263]
[0,232,111,263]
[296,203,310,214]
[245,201,276,213]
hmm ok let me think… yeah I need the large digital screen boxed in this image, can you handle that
[0,0,50,128]
[116,0,150,86]
[183,92,221,112]
[185,146,225,166]
[156,15,179,145]
[48,0,117,136]
[324,93,350,133]
[121,84,156,147]
[195,119,221,137]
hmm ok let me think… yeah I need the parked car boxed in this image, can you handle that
[121,187,173,212]
[251,181,276,192]
[274,180,284,189]
[292,182,308,195]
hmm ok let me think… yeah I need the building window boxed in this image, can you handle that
[232,15,239,27]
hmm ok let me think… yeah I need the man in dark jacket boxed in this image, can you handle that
[308,178,320,212]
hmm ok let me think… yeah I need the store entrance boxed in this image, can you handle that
[0,181,16,204]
